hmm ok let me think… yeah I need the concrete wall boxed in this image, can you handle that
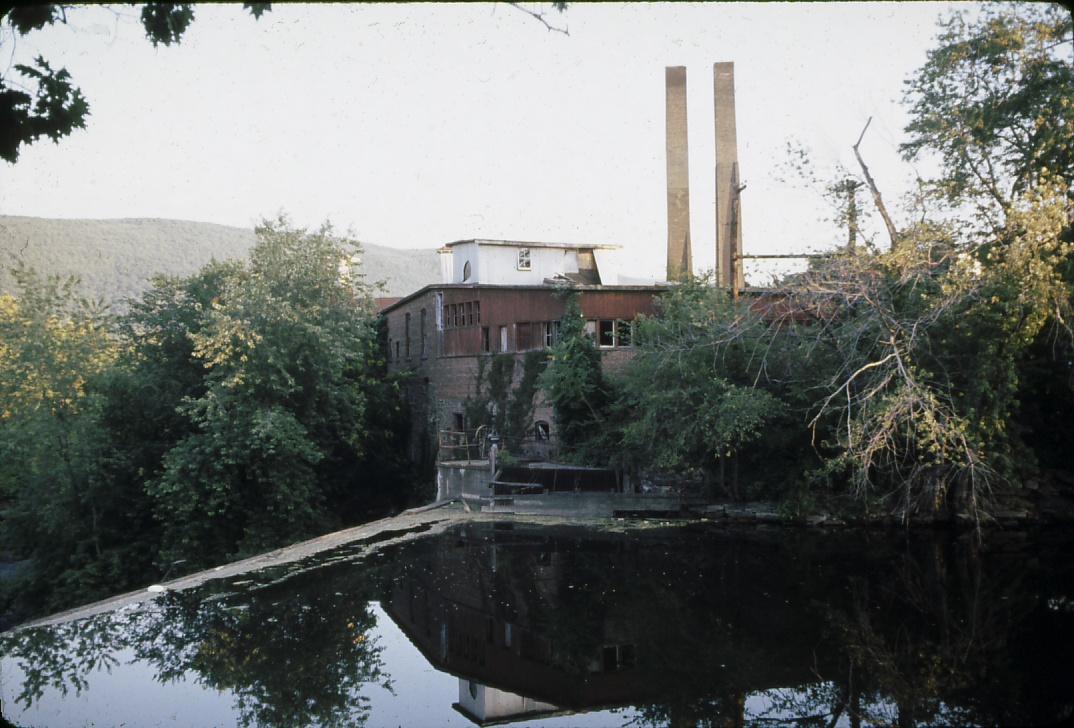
[437,461,494,500]
[477,492,692,517]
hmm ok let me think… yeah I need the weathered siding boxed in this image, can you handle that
[383,284,663,460]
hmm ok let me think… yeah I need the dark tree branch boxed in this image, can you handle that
[505,2,569,36]
[853,117,900,250]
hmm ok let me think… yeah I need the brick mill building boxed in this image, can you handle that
[381,61,747,465]
[381,239,665,462]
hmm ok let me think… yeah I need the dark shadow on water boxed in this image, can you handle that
[3,523,1074,726]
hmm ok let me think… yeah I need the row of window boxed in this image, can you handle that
[479,319,634,353]
[389,313,636,362]
[444,301,480,329]
[480,320,561,353]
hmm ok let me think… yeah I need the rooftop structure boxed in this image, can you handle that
[436,238,623,287]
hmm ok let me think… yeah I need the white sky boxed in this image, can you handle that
[0,2,970,280]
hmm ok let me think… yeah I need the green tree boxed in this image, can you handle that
[147,218,384,566]
[0,3,270,163]
[901,4,1074,227]
[538,290,614,461]
[0,266,126,613]
[615,279,793,498]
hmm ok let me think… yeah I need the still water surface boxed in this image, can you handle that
[2,522,1073,727]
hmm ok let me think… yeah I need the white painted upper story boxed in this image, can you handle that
[437,239,623,286]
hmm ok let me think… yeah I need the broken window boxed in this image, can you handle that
[543,320,560,347]
[517,248,531,271]
[599,319,615,347]
[481,327,490,353]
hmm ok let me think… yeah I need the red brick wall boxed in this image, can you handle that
[382,286,659,460]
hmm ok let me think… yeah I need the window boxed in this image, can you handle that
[445,301,480,329]
[517,248,531,271]
[543,320,560,347]
[462,260,472,282]
[404,313,411,358]
[395,340,400,360]
[534,420,550,441]
[499,325,508,352]
[387,337,392,361]
[420,308,427,357]
[589,319,634,348]
[599,319,615,347]
[481,327,490,353]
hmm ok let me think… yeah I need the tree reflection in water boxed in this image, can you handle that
[2,561,390,728]
[3,524,1073,728]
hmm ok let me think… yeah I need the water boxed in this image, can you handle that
[2,522,1073,727]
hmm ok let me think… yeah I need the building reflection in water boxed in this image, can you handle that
[380,522,1074,727]
[3,521,1073,727]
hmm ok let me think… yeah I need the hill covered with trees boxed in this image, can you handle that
[0,216,440,302]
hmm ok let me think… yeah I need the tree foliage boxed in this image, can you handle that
[1,218,416,620]
[538,291,614,462]
[146,219,385,564]
[902,4,1074,223]
[0,266,126,611]
[541,5,1074,522]
[463,350,548,453]
[614,280,788,495]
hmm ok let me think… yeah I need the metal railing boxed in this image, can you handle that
[437,428,485,463]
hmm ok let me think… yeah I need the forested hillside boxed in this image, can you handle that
[0,216,439,301]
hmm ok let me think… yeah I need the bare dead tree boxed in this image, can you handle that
[853,117,900,250]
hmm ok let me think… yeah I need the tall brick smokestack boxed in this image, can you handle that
[665,66,692,282]
[714,62,744,289]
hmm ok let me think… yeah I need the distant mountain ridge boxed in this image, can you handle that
[0,216,440,303]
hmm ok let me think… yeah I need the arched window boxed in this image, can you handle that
[534,420,551,441]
